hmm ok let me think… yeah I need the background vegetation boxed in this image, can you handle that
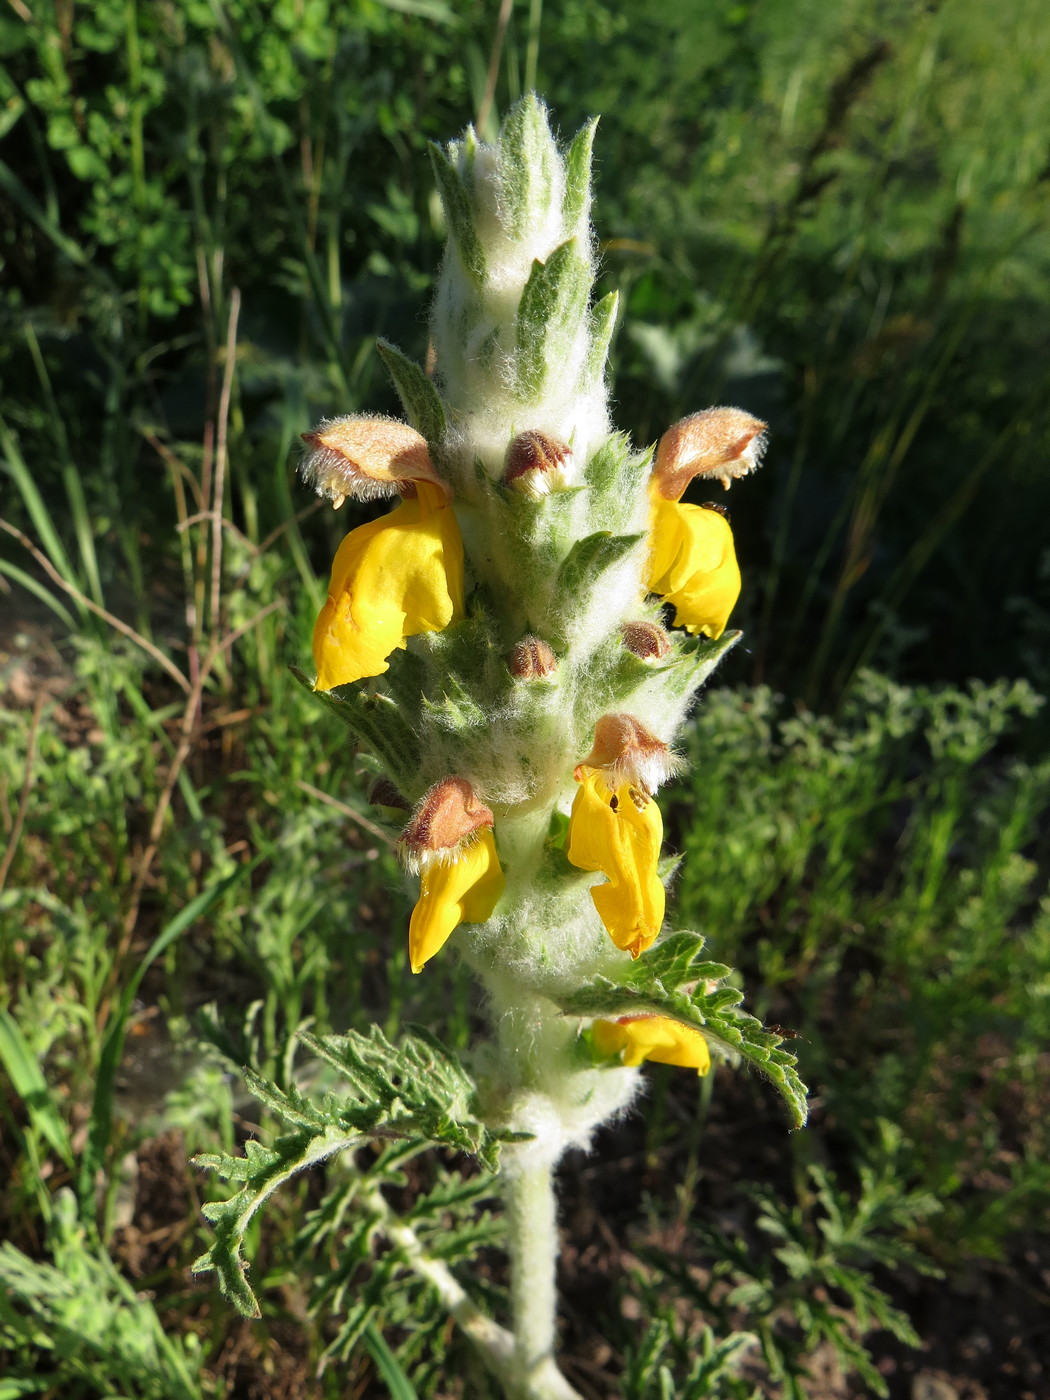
[1,0,1047,1396]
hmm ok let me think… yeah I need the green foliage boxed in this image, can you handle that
[561,931,809,1130]
[671,673,1050,1246]
[377,339,449,447]
[539,0,1050,696]
[0,1192,204,1400]
[193,1025,510,1315]
[299,1143,503,1378]
[623,1317,758,1400]
[638,1129,941,1399]
[513,238,592,400]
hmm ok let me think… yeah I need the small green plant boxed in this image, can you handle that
[192,98,804,1399]
[635,1127,942,1399]
[0,1190,205,1400]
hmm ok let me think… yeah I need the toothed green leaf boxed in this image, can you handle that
[193,1122,358,1316]
[647,631,744,711]
[557,933,809,1129]
[290,666,421,785]
[194,1026,517,1316]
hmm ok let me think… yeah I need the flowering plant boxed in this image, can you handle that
[195,97,805,1400]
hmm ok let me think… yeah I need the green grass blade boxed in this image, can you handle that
[0,414,79,590]
[362,1321,420,1399]
[0,158,92,272]
[0,561,75,629]
[0,1011,75,1169]
[77,861,258,1226]
[23,322,104,606]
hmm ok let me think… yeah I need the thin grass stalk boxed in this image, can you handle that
[804,309,971,699]
[477,0,515,138]
[210,288,241,639]
[524,0,543,94]
[0,520,191,694]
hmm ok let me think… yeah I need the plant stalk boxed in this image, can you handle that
[502,1147,582,1400]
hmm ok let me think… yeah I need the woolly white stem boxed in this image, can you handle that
[502,1149,582,1400]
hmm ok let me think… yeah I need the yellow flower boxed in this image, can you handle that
[646,486,741,640]
[313,481,464,691]
[408,828,505,974]
[592,1015,711,1075]
[567,768,664,958]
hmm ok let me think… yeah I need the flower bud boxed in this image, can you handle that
[508,635,559,679]
[621,621,671,661]
[576,713,681,797]
[503,430,575,500]
[399,777,495,872]
[653,407,767,500]
[300,415,450,507]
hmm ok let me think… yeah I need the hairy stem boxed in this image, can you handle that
[500,1143,583,1400]
[505,1153,558,1368]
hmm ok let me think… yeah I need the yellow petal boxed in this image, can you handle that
[313,482,464,690]
[408,828,504,974]
[593,1016,711,1075]
[646,487,740,640]
[566,770,664,958]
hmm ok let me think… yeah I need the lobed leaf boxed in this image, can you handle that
[558,933,809,1129]
[194,1026,513,1315]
